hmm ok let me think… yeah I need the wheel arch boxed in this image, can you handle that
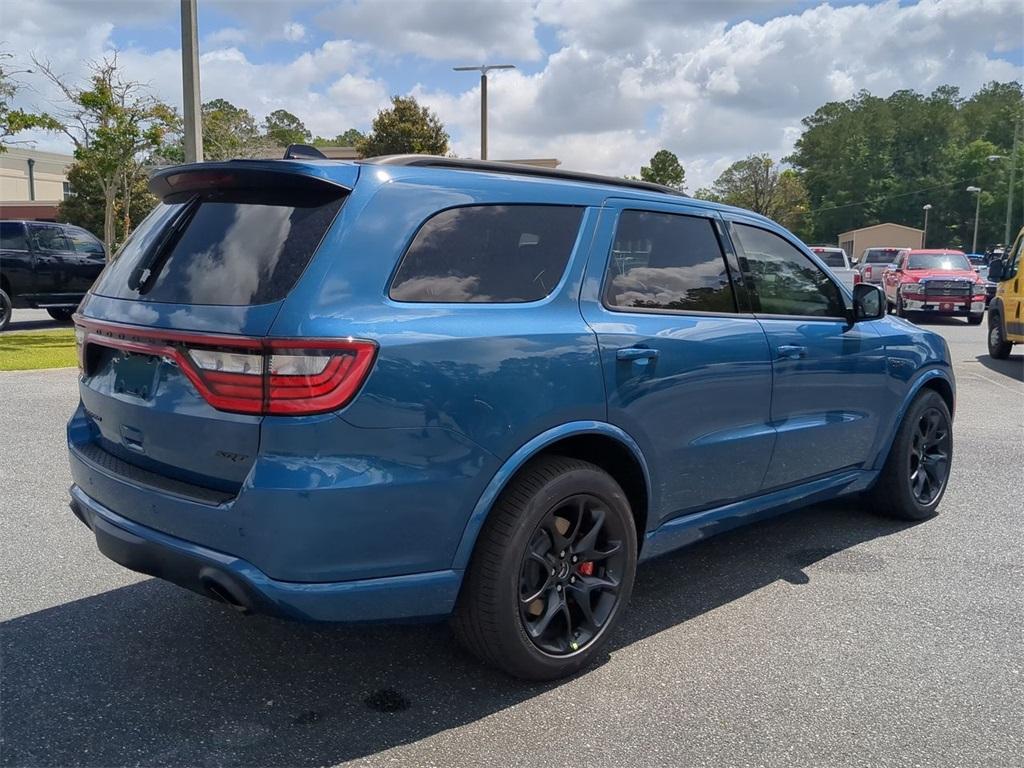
[871,367,955,471]
[451,421,652,571]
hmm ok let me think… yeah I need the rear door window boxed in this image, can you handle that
[29,224,71,252]
[389,205,583,303]
[92,190,344,306]
[66,226,105,256]
[603,210,736,313]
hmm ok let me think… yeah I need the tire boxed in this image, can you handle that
[0,288,11,332]
[868,389,952,521]
[452,456,637,680]
[988,312,1012,359]
[966,313,983,326]
[46,307,75,323]
[895,294,909,319]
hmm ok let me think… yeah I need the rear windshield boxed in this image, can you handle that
[92,190,344,305]
[907,253,970,271]
[864,249,901,263]
[815,250,846,268]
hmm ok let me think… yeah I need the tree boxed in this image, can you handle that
[0,51,60,151]
[709,154,809,233]
[787,82,1024,247]
[356,96,449,157]
[33,54,178,253]
[639,149,686,190]
[202,98,269,160]
[57,161,155,246]
[263,109,310,147]
[314,128,365,147]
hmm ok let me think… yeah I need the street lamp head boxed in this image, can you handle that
[987,154,1006,162]
[453,64,517,74]
[922,203,932,210]
[966,186,981,193]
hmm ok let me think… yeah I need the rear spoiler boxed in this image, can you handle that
[149,161,354,202]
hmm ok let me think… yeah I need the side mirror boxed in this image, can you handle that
[852,283,885,322]
[987,259,1004,281]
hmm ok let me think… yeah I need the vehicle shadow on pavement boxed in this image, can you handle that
[0,502,914,767]
[974,353,1024,381]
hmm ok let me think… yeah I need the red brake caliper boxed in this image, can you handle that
[577,561,594,576]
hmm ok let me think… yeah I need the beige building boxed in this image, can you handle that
[838,223,924,261]
[0,147,74,220]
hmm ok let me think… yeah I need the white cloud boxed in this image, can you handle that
[317,0,543,61]
[3,0,1022,193]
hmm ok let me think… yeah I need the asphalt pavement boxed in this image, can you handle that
[1,318,1022,767]
[3,308,67,333]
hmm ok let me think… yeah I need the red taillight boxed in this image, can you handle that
[865,266,873,278]
[74,317,377,416]
[853,272,862,284]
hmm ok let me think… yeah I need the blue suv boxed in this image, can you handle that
[67,155,955,679]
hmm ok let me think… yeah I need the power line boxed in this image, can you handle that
[806,178,966,217]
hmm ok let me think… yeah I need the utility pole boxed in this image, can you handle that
[181,0,203,162]
[1004,116,1020,245]
[967,186,982,253]
[453,64,515,160]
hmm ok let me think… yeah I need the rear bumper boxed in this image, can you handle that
[69,484,462,622]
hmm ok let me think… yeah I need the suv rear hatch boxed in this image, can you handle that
[73,162,369,497]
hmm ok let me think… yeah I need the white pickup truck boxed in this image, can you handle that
[809,245,859,290]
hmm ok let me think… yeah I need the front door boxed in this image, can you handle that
[580,201,775,524]
[725,217,889,489]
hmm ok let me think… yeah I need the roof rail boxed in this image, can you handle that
[360,154,688,198]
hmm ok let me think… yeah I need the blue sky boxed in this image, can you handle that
[6,0,1023,188]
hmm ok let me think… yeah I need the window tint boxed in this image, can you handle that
[732,223,845,317]
[29,225,70,252]
[390,205,583,303]
[92,192,344,306]
[816,250,846,268]
[1,222,27,250]
[66,227,104,255]
[603,210,735,313]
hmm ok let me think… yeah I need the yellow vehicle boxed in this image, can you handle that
[987,226,1023,359]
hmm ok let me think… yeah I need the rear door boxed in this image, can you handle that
[27,223,74,297]
[580,200,774,523]
[74,164,351,493]
[725,217,888,488]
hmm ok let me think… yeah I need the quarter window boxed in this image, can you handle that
[731,223,845,317]
[603,210,736,313]
[0,222,28,250]
[389,205,583,303]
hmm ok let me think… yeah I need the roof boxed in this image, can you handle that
[837,222,923,237]
[906,248,965,255]
[361,155,688,198]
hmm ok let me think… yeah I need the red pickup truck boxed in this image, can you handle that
[883,248,987,325]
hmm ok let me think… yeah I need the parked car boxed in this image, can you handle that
[986,226,1023,359]
[0,220,106,331]
[809,245,860,290]
[975,265,998,307]
[67,156,956,680]
[966,253,987,266]
[882,248,988,324]
[857,247,906,285]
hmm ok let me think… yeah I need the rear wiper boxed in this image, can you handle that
[128,195,202,293]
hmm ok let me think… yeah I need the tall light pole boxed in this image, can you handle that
[453,64,515,160]
[922,203,932,247]
[966,186,982,254]
[181,0,203,162]
[992,112,1021,245]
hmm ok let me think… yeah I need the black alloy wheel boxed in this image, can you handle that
[0,289,12,332]
[518,493,627,656]
[908,407,951,506]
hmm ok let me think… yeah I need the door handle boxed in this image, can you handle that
[776,345,807,360]
[616,347,659,362]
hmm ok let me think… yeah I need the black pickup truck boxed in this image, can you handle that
[1,220,106,331]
